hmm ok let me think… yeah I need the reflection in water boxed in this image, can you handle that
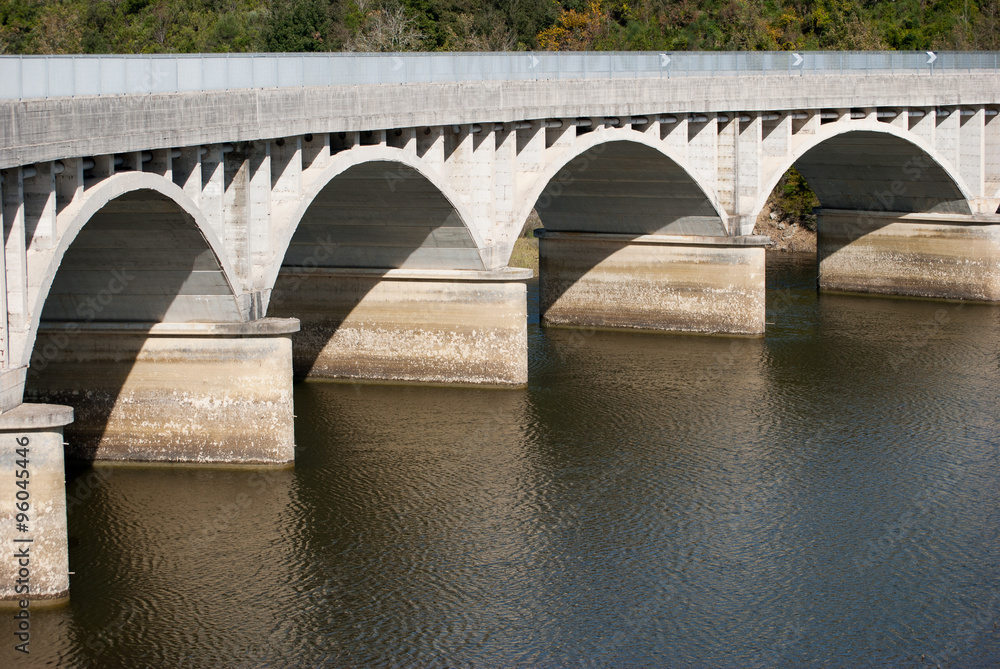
[10,254,1000,668]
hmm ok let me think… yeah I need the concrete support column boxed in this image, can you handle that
[960,108,985,196]
[23,163,56,251]
[0,403,73,605]
[936,109,961,173]
[200,144,226,239]
[908,109,935,145]
[687,114,717,192]
[817,209,1000,301]
[302,133,332,170]
[55,157,84,213]
[716,115,737,221]
[417,126,445,165]
[660,114,687,157]
[23,318,298,464]
[985,111,1000,192]
[0,367,27,412]
[536,230,768,336]
[271,268,530,387]
[2,167,28,332]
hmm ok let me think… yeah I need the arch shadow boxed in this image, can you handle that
[266,155,486,380]
[23,180,243,463]
[521,137,728,320]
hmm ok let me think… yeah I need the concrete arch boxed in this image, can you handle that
[747,121,974,235]
[266,146,485,293]
[515,129,729,239]
[21,172,243,368]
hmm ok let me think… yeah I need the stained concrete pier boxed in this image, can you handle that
[818,210,1000,302]
[24,320,298,464]
[537,230,769,336]
[270,268,530,387]
[0,404,73,604]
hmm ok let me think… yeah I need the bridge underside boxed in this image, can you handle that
[795,132,971,214]
[535,142,727,236]
[269,162,528,387]
[534,141,765,335]
[792,133,1000,301]
[24,190,297,464]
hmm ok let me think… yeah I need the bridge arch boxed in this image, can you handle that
[266,146,485,297]
[516,130,729,239]
[21,172,242,369]
[748,122,974,234]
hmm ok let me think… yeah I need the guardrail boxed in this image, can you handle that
[1,51,997,100]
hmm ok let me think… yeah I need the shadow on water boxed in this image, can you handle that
[23,189,240,465]
[266,160,484,380]
[13,254,1000,668]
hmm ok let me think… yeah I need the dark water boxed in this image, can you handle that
[8,254,1000,668]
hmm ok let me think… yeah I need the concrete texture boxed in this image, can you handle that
[0,367,28,413]
[23,319,298,464]
[534,140,727,236]
[3,73,997,170]
[0,62,998,421]
[269,268,530,386]
[0,403,73,603]
[794,131,972,214]
[537,231,768,335]
[818,209,1000,301]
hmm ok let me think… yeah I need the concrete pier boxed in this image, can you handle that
[537,230,768,336]
[270,268,530,387]
[23,319,298,464]
[818,210,1000,302]
[0,403,73,604]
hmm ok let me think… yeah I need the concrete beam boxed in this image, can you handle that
[6,72,997,170]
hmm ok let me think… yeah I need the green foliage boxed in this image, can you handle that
[774,167,820,230]
[3,0,998,54]
[266,0,330,52]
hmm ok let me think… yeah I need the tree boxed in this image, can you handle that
[537,0,610,50]
[266,0,330,52]
[345,0,425,51]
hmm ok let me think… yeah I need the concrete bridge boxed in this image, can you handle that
[1,51,999,601]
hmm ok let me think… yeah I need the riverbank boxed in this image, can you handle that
[753,206,817,253]
[507,213,817,277]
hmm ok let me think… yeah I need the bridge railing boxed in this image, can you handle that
[1,51,997,100]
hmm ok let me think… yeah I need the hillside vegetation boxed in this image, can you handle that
[2,0,999,55]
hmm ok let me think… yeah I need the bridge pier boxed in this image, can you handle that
[23,319,298,464]
[536,231,768,336]
[0,403,73,604]
[270,268,530,387]
[818,210,1000,301]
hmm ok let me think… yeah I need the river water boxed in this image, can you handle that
[10,254,1000,667]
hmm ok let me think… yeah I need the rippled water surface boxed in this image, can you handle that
[11,254,1000,667]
